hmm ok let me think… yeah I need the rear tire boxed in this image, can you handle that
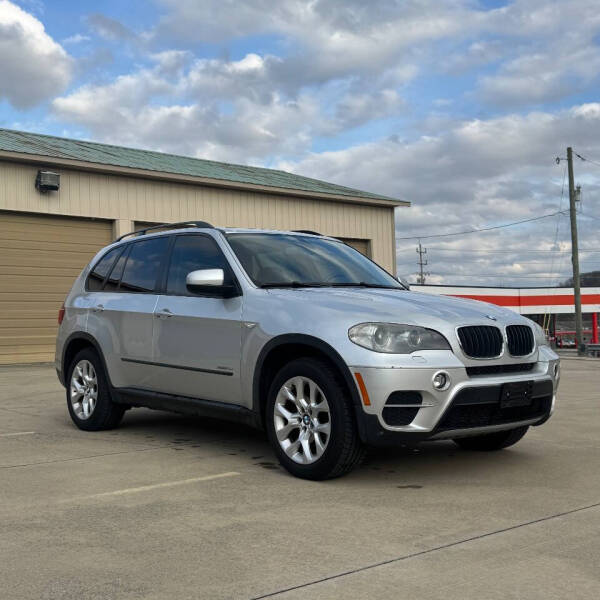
[266,358,365,480]
[66,348,125,431]
[453,425,529,451]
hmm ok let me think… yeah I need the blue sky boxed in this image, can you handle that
[1,0,600,285]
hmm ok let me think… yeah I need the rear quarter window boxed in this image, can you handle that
[87,247,122,291]
[103,246,129,292]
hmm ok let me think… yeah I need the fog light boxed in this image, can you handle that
[432,371,450,391]
[553,363,560,379]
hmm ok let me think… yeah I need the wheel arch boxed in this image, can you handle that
[61,332,113,389]
[252,334,364,436]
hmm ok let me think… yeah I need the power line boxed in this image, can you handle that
[574,152,600,167]
[548,163,567,289]
[397,258,600,266]
[579,212,600,221]
[406,248,578,253]
[426,273,574,279]
[406,247,588,253]
[396,211,567,240]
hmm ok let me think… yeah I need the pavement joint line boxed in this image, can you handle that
[0,431,36,437]
[63,471,240,500]
[0,444,252,470]
[0,406,42,417]
[0,444,188,469]
[248,500,600,600]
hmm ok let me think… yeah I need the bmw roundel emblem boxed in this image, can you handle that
[486,314,497,321]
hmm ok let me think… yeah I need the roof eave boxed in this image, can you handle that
[0,150,409,208]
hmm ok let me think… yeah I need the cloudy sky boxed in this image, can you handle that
[1,0,600,286]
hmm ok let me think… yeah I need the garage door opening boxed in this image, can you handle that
[0,212,112,364]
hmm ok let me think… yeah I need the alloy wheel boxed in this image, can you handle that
[70,359,98,420]
[273,376,331,464]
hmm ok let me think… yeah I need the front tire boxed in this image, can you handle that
[66,348,125,431]
[453,425,529,451]
[266,358,365,480]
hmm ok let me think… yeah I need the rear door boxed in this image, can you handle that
[150,234,243,404]
[87,236,170,389]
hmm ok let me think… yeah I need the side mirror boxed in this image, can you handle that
[185,269,239,298]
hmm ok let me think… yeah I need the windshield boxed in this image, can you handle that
[225,233,403,289]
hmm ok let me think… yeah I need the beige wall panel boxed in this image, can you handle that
[337,238,370,257]
[0,160,398,272]
[0,211,112,364]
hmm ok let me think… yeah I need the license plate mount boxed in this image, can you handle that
[500,380,534,408]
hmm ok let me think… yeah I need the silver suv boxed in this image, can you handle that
[56,222,560,479]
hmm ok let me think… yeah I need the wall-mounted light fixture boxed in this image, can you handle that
[35,170,60,193]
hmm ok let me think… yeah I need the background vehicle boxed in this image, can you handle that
[56,222,560,479]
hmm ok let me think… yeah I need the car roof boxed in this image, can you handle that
[105,226,338,252]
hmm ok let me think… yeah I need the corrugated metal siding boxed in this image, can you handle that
[0,161,396,272]
[337,238,370,257]
[0,212,112,364]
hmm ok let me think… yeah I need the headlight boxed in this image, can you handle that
[532,322,549,347]
[349,323,451,354]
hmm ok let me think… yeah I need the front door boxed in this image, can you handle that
[150,234,243,404]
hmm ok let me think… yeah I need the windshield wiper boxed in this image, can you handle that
[259,281,330,289]
[328,282,403,289]
[260,281,402,290]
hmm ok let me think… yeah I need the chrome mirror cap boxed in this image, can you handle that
[186,269,225,287]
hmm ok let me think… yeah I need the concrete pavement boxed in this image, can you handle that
[1,360,599,599]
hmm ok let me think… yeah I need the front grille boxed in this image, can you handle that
[466,363,535,377]
[382,391,422,426]
[506,325,534,356]
[435,380,553,432]
[457,325,503,358]
[436,397,551,432]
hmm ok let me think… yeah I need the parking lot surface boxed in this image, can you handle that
[1,359,599,599]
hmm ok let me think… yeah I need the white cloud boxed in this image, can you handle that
[31,0,600,284]
[278,104,600,284]
[86,13,135,42]
[51,60,320,163]
[152,0,475,90]
[0,0,72,108]
[62,33,90,45]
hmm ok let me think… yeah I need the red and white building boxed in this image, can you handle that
[412,285,600,346]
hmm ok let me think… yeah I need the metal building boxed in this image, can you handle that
[412,284,600,346]
[0,129,407,364]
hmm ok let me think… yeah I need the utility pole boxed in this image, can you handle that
[416,242,429,285]
[567,147,584,355]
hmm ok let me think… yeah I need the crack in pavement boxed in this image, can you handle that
[248,501,600,599]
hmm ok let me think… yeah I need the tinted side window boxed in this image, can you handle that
[104,246,129,292]
[87,247,122,291]
[166,235,231,296]
[120,237,169,293]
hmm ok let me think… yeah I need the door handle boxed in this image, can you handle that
[92,304,105,313]
[155,308,173,318]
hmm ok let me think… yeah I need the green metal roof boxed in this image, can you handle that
[0,128,404,204]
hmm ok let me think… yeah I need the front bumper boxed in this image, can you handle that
[350,350,559,446]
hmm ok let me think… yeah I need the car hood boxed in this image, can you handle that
[265,287,525,329]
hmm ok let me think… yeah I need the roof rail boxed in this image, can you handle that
[115,221,214,242]
[292,229,322,236]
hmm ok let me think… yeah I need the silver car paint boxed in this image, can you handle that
[56,227,559,436]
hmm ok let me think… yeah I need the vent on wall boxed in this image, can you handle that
[35,170,60,193]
